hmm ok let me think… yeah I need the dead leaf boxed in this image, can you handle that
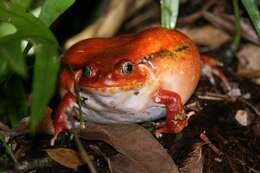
[237,44,260,70]
[179,143,204,173]
[237,44,260,84]
[108,154,149,173]
[77,122,179,173]
[179,25,230,50]
[46,148,83,169]
[15,144,27,159]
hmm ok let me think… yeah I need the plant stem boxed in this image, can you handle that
[232,0,241,51]
[160,0,179,29]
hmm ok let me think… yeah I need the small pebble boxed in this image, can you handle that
[235,109,253,126]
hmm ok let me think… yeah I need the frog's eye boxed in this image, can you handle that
[121,61,134,75]
[83,66,92,77]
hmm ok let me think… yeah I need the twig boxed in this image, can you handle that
[73,130,97,173]
[68,65,85,129]
[203,12,260,45]
[237,69,260,78]
[198,92,260,117]
[248,167,260,173]
[198,92,235,101]
[198,95,226,101]
[125,4,159,30]
[178,0,216,24]
[200,131,223,156]
[64,58,96,173]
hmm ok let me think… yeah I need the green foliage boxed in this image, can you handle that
[0,0,75,129]
[160,0,179,29]
[241,0,260,36]
[11,0,32,9]
[40,0,75,26]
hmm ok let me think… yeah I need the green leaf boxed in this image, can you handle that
[0,2,56,41]
[0,0,75,131]
[11,0,32,10]
[241,0,260,36]
[160,0,179,29]
[39,0,75,26]
[0,22,17,37]
[0,1,59,130]
[31,41,59,130]
[231,0,241,50]
[0,39,26,76]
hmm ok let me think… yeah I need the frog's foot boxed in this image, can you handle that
[51,92,76,146]
[153,89,188,137]
[155,113,188,138]
[201,55,231,91]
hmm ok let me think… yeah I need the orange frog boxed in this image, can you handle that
[52,27,201,143]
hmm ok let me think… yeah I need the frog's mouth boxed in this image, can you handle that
[81,81,145,93]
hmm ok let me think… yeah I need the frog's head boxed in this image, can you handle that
[62,48,148,92]
[60,27,200,102]
[59,31,155,93]
[60,27,171,93]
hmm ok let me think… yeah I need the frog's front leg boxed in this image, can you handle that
[51,91,77,145]
[153,89,188,136]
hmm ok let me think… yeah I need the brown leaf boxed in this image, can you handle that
[46,148,83,169]
[77,122,179,173]
[179,143,204,173]
[237,44,260,70]
[180,25,230,50]
[108,153,149,173]
[237,44,260,84]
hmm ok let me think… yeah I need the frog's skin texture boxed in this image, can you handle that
[53,27,201,142]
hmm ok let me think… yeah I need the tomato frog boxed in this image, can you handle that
[52,27,202,144]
